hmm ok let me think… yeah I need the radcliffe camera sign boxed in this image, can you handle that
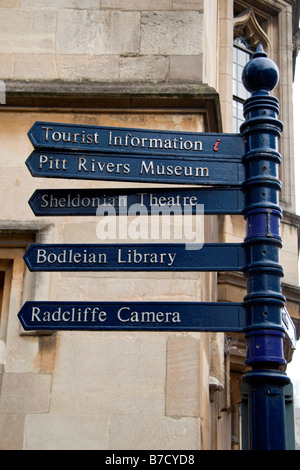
[18,301,247,333]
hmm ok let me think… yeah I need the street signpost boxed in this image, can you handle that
[28,121,244,158]
[26,149,244,185]
[23,242,246,272]
[18,45,296,450]
[18,301,247,333]
[28,187,245,216]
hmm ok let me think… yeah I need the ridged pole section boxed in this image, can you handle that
[240,44,292,450]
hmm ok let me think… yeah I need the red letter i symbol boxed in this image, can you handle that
[213,139,220,152]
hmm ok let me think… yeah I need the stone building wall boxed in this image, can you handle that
[1,0,206,84]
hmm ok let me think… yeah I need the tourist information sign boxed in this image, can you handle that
[25,149,244,185]
[28,187,245,216]
[18,300,247,333]
[28,121,245,158]
[23,243,246,272]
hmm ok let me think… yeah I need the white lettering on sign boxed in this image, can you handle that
[108,131,203,152]
[30,306,181,325]
[117,307,181,324]
[140,160,209,178]
[34,248,177,268]
[36,249,107,265]
[117,248,176,267]
[77,157,130,174]
[41,127,204,153]
[40,193,128,209]
[139,193,198,207]
[42,127,100,145]
[39,192,199,209]
[36,155,210,180]
[39,154,67,170]
[31,306,107,323]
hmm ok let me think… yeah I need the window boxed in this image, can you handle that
[232,36,253,132]
[232,6,270,133]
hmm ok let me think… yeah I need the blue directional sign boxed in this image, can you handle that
[28,187,245,216]
[18,301,247,332]
[28,121,245,159]
[24,243,246,272]
[25,150,245,186]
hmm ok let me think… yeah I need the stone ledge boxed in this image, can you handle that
[4,79,217,97]
[2,80,222,132]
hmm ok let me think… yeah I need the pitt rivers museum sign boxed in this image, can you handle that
[18,120,255,335]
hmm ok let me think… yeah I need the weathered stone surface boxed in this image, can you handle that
[119,56,169,82]
[166,336,201,417]
[0,414,25,450]
[0,373,51,413]
[141,11,203,55]
[50,333,167,416]
[101,0,172,10]
[56,55,119,82]
[109,415,201,450]
[21,0,101,8]
[56,10,140,56]
[169,55,203,82]
[24,414,109,450]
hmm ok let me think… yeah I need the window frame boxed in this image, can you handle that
[232,36,253,132]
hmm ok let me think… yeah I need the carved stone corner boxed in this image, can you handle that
[234,7,270,51]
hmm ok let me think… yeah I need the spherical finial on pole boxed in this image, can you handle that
[242,44,279,95]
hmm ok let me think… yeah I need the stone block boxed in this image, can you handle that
[0,0,20,7]
[13,54,57,80]
[55,9,95,55]
[53,273,202,302]
[109,415,201,450]
[101,0,172,9]
[94,11,141,55]
[20,0,101,8]
[281,221,299,255]
[0,9,55,54]
[0,373,51,413]
[173,0,204,10]
[0,414,25,450]
[0,8,32,37]
[141,11,203,55]
[169,55,203,82]
[56,55,119,82]
[32,9,57,35]
[0,54,14,80]
[166,336,201,417]
[50,333,167,416]
[281,250,299,285]
[119,56,169,82]
[24,414,109,450]
[56,10,140,55]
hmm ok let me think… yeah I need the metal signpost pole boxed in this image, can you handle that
[241,45,292,450]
